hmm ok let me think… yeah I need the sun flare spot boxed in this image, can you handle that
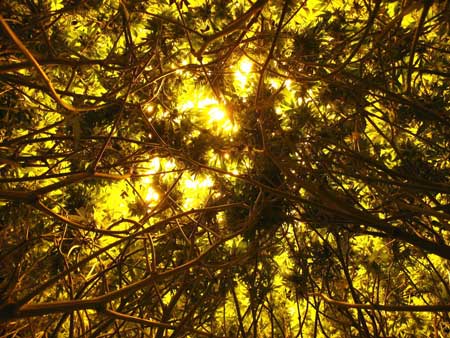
[145,187,160,204]
[238,58,253,74]
[177,90,236,134]
[208,106,226,122]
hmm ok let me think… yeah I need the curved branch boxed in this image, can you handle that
[406,1,432,93]
[314,293,450,312]
[194,0,268,58]
[0,15,104,113]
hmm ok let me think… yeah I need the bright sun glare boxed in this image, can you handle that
[179,95,232,127]
[239,58,252,73]
[208,106,226,122]
[197,98,227,122]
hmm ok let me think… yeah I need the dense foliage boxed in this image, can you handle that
[1,0,450,336]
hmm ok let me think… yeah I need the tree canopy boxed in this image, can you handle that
[1,0,450,336]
